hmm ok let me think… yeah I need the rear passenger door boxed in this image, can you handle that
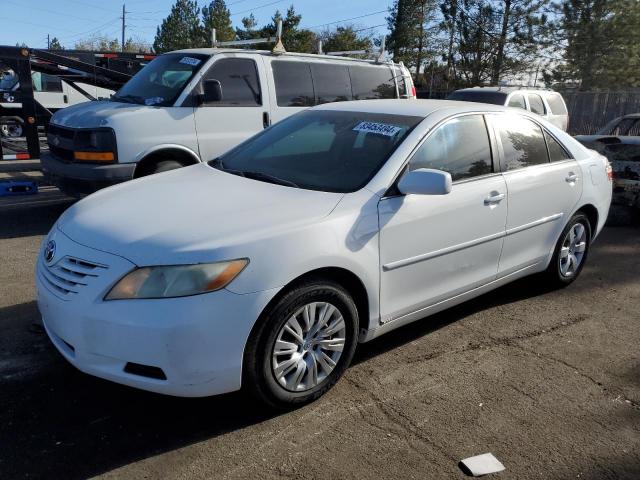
[193,55,269,161]
[489,114,583,276]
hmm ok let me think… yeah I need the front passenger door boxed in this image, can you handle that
[378,114,508,324]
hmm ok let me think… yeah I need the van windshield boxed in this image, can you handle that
[210,110,423,193]
[112,53,208,106]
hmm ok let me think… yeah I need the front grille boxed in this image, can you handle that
[49,144,74,161]
[40,256,107,298]
[47,124,75,140]
[47,124,76,161]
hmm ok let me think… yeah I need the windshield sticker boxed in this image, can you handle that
[353,121,403,137]
[179,56,201,66]
[144,96,164,106]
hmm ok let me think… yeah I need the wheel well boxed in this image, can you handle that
[250,267,370,340]
[576,204,599,239]
[133,148,199,178]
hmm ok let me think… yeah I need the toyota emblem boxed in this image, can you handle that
[44,240,56,263]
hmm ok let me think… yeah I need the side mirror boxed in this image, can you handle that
[398,168,452,196]
[202,79,223,103]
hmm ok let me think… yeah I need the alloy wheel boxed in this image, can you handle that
[271,301,346,392]
[559,222,587,277]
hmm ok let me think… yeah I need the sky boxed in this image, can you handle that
[0,0,393,50]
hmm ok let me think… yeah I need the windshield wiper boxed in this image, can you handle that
[241,171,299,188]
[111,94,144,104]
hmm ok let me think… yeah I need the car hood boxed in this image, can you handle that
[50,100,149,128]
[57,163,344,266]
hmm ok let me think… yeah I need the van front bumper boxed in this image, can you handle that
[36,228,278,397]
[41,152,135,196]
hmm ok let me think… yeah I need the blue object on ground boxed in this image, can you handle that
[0,180,38,196]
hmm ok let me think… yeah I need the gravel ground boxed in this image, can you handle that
[0,194,638,480]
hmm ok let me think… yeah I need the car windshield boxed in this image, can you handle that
[112,53,208,106]
[447,90,508,105]
[210,110,423,193]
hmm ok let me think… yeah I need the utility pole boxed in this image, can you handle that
[121,4,126,52]
[47,34,50,49]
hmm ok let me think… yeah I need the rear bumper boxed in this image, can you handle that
[41,152,135,196]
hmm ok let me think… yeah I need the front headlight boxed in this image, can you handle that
[73,128,117,162]
[105,259,248,300]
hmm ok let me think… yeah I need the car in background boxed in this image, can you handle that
[41,49,415,197]
[36,99,611,406]
[576,113,640,221]
[447,87,569,131]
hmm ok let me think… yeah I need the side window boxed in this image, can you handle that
[508,94,526,109]
[627,119,640,136]
[409,115,493,181]
[528,94,546,115]
[544,131,572,162]
[349,65,396,100]
[204,58,261,106]
[546,93,567,115]
[495,115,549,170]
[31,72,62,93]
[272,60,314,107]
[310,63,352,104]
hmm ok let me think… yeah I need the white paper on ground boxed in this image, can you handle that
[460,453,505,476]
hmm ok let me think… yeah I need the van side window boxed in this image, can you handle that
[546,93,568,115]
[527,94,546,115]
[508,94,526,109]
[544,131,572,162]
[32,72,63,93]
[204,58,261,106]
[310,63,352,104]
[495,115,549,170]
[272,61,314,107]
[349,66,396,100]
[409,115,493,181]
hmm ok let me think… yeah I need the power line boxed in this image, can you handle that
[231,0,288,17]
[304,10,388,30]
[57,17,122,40]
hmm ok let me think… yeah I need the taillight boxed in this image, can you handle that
[606,161,613,181]
[411,85,417,98]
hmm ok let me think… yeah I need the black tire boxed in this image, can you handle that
[244,279,359,408]
[150,160,184,174]
[542,212,592,288]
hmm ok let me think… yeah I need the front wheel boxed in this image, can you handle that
[542,212,592,287]
[150,160,184,174]
[244,279,359,408]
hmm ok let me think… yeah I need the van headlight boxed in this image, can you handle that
[105,259,248,300]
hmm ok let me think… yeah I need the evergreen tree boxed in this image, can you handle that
[49,37,63,50]
[236,14,261,40]
[202,0,235,45]
[320,26,372,54]
[261,6,316,53]
[153,0,203,53]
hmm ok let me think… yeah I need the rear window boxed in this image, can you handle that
[349,65,396,100]
[546,93,567,115]
[528,94,546,115]
[447,90,508,105]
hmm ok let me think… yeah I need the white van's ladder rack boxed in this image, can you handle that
[325,37,386,63]
[212,20,286,54]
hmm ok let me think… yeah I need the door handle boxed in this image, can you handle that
[565,173,579,183]
[263,111,270,129]
[484,192,505,205]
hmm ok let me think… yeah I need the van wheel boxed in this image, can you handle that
[1,122,23,138]
[542,213,591,287]
[244,279,359,408]
[150,160,184,174]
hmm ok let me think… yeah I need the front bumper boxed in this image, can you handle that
[41,152,135,196]
[36,228,278,397]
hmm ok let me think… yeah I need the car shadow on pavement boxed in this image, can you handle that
[0,198,74,240]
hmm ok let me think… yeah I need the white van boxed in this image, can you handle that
[0,70,114,137]
[447,87,569,131]
[41,49,415,196]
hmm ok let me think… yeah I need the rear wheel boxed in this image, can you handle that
[0,122,23,138]
[244,279,359,408]
[542,212,591,287]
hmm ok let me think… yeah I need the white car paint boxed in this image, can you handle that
[36,100,612,397]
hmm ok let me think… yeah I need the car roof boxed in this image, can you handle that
[168,48,398,66]
[314,99,510,117]
[454,86,554,94]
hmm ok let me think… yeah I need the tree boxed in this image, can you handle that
[74,34,120,51]
[236,14,261,40]
[202,0,235,45]
[387,0,441,83]
[319,25,372,55]
[261,6,316,53]
[153,0,203,53]
[49,37,63,50]
[547,0,640,89]
[124,37,152,53]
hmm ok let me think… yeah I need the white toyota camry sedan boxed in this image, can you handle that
[36,100,612,407]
